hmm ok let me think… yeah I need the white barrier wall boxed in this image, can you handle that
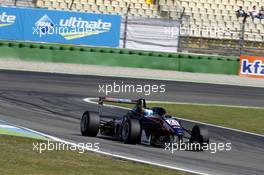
[120,17,180,52]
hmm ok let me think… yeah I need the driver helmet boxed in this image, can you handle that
[143,109,153,117]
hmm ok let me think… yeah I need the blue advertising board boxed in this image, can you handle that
[0,6,121,47]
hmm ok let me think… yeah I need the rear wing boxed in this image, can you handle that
[98,97,146,116]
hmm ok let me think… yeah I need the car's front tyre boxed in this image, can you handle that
[190,125,209,150]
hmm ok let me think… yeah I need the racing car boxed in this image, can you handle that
[80,97,209,147]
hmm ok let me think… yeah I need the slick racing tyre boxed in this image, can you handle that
[121,117,141,144]
[190,125,209,150]
[80,111,100,137]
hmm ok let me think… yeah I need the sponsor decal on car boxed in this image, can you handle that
[165,119,180,127]
[239,55,264,78]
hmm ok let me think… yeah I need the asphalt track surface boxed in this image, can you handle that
[0,70,264,175]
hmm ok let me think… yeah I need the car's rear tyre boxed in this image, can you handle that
[80,111,100,137]
[190,125,209,150]
[121,117,141,144]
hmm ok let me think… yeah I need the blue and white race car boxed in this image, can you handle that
[80,97,209,148]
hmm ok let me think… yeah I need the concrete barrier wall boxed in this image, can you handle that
[0,40,240,75]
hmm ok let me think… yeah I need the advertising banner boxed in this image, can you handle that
[239,55,264,78]
[0,6,121,47]
[120,16,179,52]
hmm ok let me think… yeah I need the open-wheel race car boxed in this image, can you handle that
[80,97,209,148]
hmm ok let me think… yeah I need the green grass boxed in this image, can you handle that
[106,102,264,135]
[0,135,188,175]
[0,128,47,140]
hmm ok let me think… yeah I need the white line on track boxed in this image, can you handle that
[0,119,208,175]
[0,124,17,129]
[83,97,264,138]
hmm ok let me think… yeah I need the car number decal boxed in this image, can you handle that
[166,119,180,126]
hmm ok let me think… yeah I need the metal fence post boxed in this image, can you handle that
[123,4,131,48]
[69,0,75,10]
[177,7,185,52]
[239,15,248,55]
